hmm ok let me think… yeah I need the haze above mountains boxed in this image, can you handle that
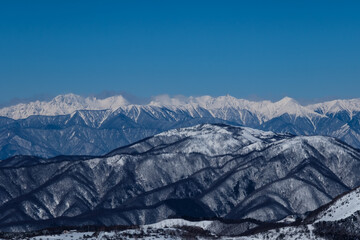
[1,93,360,160]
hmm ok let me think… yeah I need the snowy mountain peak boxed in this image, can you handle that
[156,123,275,140]
[127,124,279,156]
[0,94,129,119]
[276,96,297,105]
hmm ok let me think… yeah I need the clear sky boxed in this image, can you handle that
[1,0,360,105]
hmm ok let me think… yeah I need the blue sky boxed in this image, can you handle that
[1,1,360,105]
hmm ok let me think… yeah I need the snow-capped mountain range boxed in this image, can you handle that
[1,93,360,159]
[1,124,360,234]
[0,94,129,120]
[2,93,360,121]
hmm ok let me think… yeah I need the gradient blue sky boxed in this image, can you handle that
[1,0,360,105]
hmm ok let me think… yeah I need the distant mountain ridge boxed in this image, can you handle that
[1,93,360,159]
[2,93,360,121]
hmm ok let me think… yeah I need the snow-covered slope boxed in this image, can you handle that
[316,187,360,223]
[0,124,360,234]
[240,186,360,239]
[8,184,360,239]
[10,184,360,239]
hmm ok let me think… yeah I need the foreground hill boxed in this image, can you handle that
[0,124,360,233]
[1,94,360,159]
[233,185,360,239]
